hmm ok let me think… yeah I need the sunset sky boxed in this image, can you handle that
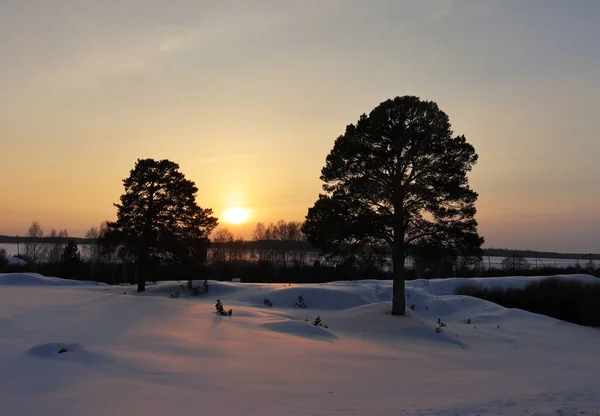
[1,0,599,252]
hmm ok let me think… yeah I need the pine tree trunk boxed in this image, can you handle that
[138,186,155,293]
[391,245,405,315]
[137,279,146,293]
[137,253,147,293]
[391,182,406,315]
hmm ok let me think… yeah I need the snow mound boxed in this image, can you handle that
[228,307,293,320]
[144,280,241,296]
[25,343,111,363]
[143,280,385,311]
[0,273,104,286]
[326,302,467,348]
[26,342,85,358]
[261,319,336,340]
[248,285,382,310]
[2,274,600,415]
[6,257,27,265]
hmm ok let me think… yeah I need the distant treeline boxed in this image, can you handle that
[2,234,599,261]
[481,248,600,261]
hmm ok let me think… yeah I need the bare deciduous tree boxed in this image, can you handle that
[83,222,109,263]
[24,221,45,264]
[212,228,234,262]
[251,220,307,266]
[46,229,68,263]
[252,222,267,241]
[502,255,531,272]
[230,238,246,262]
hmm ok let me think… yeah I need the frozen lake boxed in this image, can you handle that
[1,243,23,256]
[1,243,595,270]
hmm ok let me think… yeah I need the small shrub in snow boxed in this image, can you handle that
[313,316,328,328]
[58,348,68,354]
[215,299,232,316]
[187,280,197,295]
[409,304,415,311]
[294,295,307,309]
[188,279,209,296]
[263,298,273,307]
[436,318,446,334]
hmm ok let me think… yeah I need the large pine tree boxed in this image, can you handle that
[108,159,218,292]
[303,96,483,315]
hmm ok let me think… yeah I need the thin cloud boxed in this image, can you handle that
[31,26,217,89]
[428,0,455,21]
[195,154,259,166]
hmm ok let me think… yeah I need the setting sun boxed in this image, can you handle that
[222,207,250,224]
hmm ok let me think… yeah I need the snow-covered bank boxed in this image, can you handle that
[1,273,599,415]
[4,256,27,266]
[0,272,105,286]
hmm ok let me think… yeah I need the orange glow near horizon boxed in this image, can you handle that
[1,2,600,252]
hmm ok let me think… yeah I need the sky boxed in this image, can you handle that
[1,0,599,252]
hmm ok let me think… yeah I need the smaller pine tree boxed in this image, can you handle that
[187,280,208,296]
[312,316,328,328]
[436,318,447,333]
[62,240,81,263]
[215,299,232,316]
[61,240,81,278]
[216,299,224,314]
[294,295,307,308]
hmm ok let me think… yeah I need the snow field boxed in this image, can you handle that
[0,273,599,415]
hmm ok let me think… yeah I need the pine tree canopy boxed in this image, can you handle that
[108,158,218,291]
[302,96,483,314]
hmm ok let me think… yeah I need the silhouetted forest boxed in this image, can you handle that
[3,234,599,261]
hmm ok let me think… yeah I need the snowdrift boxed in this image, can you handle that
[0,273,105,286]
[6,256,27,266]
[1,273,600,415]
[261,320,336,340]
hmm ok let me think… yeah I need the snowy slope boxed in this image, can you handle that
[5,256,27,266]
[0,272,106,286]
[0,273,599,415]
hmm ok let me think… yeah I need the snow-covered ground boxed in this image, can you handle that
[5,256,27,266]
[1,273,599,415]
